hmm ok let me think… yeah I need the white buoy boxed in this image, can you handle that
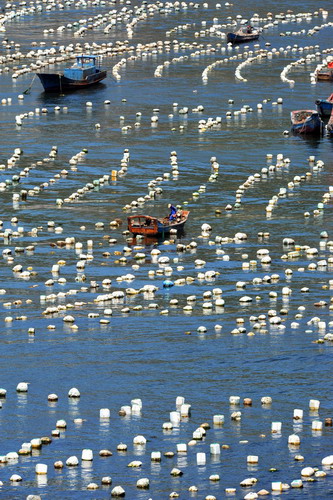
[56,419,67,428]
[111,485,125,496]
[151,451,161,462]
[271,422,282,433]
[10,474,22,482]
[196,452,206,465]
[309,399,320,410]
[31,438,42,449]
[16,382,29,392]
[322,455,333,465]
[177,443,187,453]
[180,404,191,417]
[100,408,110,418]
[288,434,300,445]
[170,411,181,424]
[68,387,80,398]
[137,478,150,489]
[293,409,303,420]
[229,395,240,404]
[81,449,93,461]
[301,467,315,477]
[210,443,221,454]
[35,463,48,474]
[133,435,146,445]
[66,456,79,466]
[213,414,224,425]
[312,420,323,431]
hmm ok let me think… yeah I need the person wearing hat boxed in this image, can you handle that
[168,204,177,220]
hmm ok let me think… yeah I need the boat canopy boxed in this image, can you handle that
[76,55,97,63]
[64,55,100,79]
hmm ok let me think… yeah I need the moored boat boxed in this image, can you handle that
[290,109,324,135]
[227,26,260,44]
[316,61,333,81]
[128,210,190,236]
[315,93,333,117]
[37,55,107,92]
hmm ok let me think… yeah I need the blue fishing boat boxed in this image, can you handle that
[315,93,333,117]
[36,55,107,92]
[290,109,324,135]
[127,211,190,236]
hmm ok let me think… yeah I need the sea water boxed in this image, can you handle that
[0,0,333,498]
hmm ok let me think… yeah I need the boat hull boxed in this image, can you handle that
[37,70,107,92]
[291,110,323,135]
[227,32,259,44]
[326,122,333,136]
[326,109,333,136]
[316,99,333,117]
[316,69,333,81]
[128,211,190,236]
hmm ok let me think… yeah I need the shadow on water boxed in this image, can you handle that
[290,132,325,149]
[35,82,108,105]
[129,229,187,247]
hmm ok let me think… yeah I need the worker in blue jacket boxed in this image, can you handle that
[168,204,177,220]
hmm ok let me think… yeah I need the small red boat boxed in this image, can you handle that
[128,210,190,236]
[316,61,333,81]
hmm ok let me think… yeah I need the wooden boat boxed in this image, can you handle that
[227,27,260,44]
[315,93,333,117]
[326,108,333,136]
[290,110,324,135]
[127,210,190,236]
[316,62,333,81]
[36,55,107,92]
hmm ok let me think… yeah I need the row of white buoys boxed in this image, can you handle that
[307,21,333,37]
[1,147,23,172]
[15,105,50,127]
[122,149,178,211]
[7,147,89,204]
[112,58,127,80]
[56,149,129,205]
[235,51,269,82]
[201,43,279,84]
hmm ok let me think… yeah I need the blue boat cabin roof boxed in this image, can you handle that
[74,55,97,66]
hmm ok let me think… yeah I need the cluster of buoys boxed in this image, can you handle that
[0,387,332,497]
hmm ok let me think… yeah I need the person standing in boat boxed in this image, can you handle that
[246,25,253,33]
[168,204,177,220]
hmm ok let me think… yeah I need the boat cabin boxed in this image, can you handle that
[64,55,100,79]
[128,215,159,235]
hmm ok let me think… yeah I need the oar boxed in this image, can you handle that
[23,74,36,94]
